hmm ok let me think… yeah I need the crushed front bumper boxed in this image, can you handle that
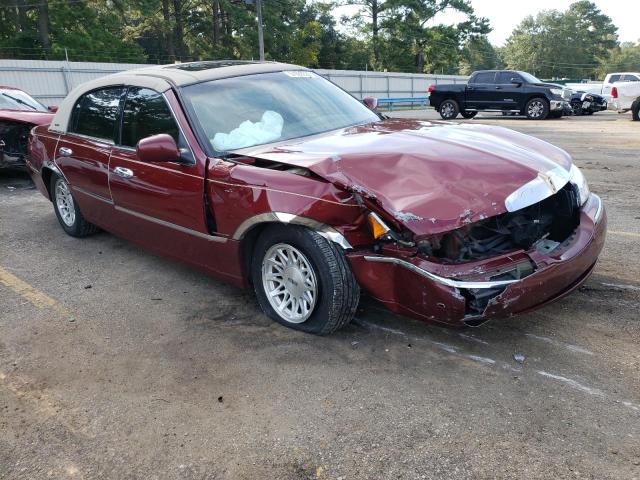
[348,194,606,328]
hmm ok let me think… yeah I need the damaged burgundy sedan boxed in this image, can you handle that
[27,61,606,334]
[1,86,55,170]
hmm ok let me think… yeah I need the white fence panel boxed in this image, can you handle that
[0,59,470,106]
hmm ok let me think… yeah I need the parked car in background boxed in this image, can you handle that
[566,73,640,101]
[569,91,607,116]
[28,61,605,334]
[609,80,640,121]
[428,70,572,120]
[0,86,55,170]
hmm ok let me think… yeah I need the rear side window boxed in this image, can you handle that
[69,87,124,141]
[472,72,496,84]
[120,88,179,148]
[608,74,621,83]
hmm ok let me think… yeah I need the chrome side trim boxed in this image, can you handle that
[592,194,603,223]
[232,212,353,250]
[363,256,519,289]
[73,186,114,205]
[114,206,228,243]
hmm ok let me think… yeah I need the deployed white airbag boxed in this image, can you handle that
[211,110,284,151]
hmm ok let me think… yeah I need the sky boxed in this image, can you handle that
[334,0,639,46]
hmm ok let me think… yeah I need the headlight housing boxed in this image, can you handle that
[550,88,564,97]
[569,164,590,206]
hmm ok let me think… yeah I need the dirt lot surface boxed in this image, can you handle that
[1,110,639,480]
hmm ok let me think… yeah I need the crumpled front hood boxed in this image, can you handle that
[235,119,573,236]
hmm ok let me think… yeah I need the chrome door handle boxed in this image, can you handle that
[113,166,134,179]
[58,147,73,157]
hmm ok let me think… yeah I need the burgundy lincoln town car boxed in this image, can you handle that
[27,61,606,334]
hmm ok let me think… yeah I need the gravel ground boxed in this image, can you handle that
[1,110,639,480]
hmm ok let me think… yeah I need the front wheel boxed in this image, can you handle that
[525,98,549,120]
[438,99,459,120]
[571,101,583,116]
[631,99,640,121]
[51,174,99,237]
[251,225,360,335]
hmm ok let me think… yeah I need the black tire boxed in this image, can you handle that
[438,99,459,120]
[571,101,583,116]
[524,97,549,120]
[460,110,477,119]
[251,225,360,335]
[585,110,594,115]
[50,173,99,237]
[632,99,640,121]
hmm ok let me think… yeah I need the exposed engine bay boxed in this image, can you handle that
[0,121,32,169]
[418,184,580,263]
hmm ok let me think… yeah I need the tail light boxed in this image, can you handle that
[611,86,618,98]
[427,84,435,93]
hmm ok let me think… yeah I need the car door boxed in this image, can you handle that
[56,87,124,222]
[107,87,222,262]
[493,72,522,110]
[465,72,496,110]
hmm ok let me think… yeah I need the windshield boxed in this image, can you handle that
[0,89,48,112]
[518,71,543,84]
[181,71,380,153]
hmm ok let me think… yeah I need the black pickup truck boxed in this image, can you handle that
[428,70,572,120]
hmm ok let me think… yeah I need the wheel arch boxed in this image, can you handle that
[234,212,353,283]
[41,162,65,201]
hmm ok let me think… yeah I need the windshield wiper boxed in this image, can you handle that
[1,92,38,111]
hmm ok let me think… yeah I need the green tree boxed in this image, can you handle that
[459,35,501,75]
[502,1,618,79]
[597,42,640,78]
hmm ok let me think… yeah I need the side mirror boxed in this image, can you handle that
[363,96,378,110]
[48,105,58,113]
[510,78,523,86]
[136,134,180,163]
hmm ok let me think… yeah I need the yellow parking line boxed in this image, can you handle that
[0,266,72,318]
[608,230,640,239]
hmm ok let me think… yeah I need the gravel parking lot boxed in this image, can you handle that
[1,110,639,480]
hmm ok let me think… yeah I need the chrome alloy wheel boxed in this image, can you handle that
[527,100,545,118]
[441,102,455,118]
[55,178,76,227]
[261,243,318,324]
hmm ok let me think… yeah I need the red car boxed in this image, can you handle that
[0,86,55,170]
[27,61,606,334]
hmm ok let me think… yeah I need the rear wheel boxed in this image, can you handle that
[51,174,99,237]
[460,110,477,119]
[438,99,459,120]
[251,225,360,335]
[525,97,549,120]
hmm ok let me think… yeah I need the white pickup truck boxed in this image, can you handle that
[609,80,640,120]
[566,72,640,101]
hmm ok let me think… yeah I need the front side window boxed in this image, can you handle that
[70,87,124,141]
[472,72,496,84]
[496,72,519,84]
[181,71,380,153]
[120,88,179,147]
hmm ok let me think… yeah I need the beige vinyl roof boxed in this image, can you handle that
[50,61,305,133]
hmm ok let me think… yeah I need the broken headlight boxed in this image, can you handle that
[569,164,589,206]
